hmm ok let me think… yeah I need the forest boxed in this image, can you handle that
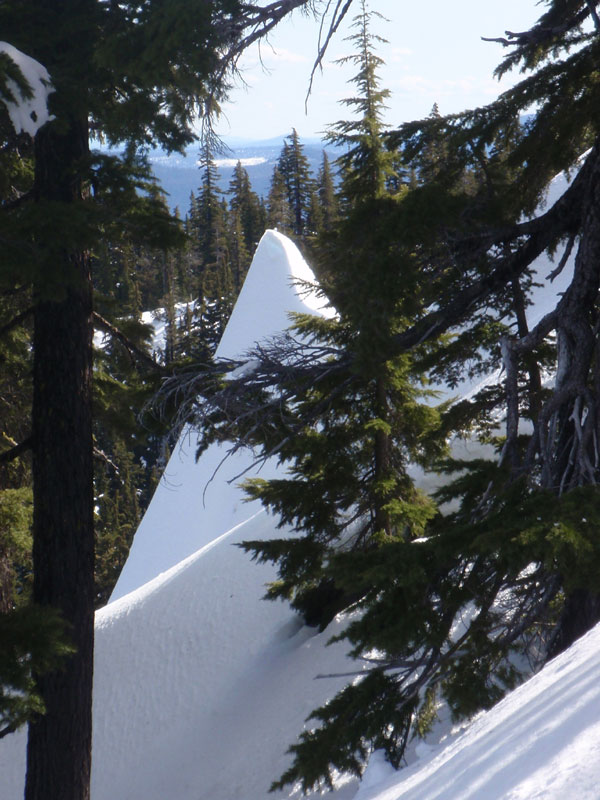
[3,1,600,799]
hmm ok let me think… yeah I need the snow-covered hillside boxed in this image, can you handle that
[354,622,600,800]
[0,231,363,800]
[2,217,598,800]
[112,229,331,600]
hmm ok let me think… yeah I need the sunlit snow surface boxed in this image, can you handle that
[355,624,600,800]
[112,229,332,600]
[2,218,598,800]
[0,42,54,136]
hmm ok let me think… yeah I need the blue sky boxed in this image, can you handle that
[215,0,542,141]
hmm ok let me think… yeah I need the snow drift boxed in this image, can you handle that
[0,231,361,800]
[1,212,598,800]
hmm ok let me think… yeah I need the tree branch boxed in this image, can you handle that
[481,8,589,49]
[0,306,34,339]
[0,721,18,740]
[306,0,355,107]
[386,145,593,357]
[92,311,163,372]
[93,446,119,474]
[0,435,33,463]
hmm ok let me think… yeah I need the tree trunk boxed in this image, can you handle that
[547,588,600,659]
[540,141,600,660]
[374,376,393,538]
[25,115,95,800]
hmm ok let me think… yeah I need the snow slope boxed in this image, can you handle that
[1,209,596,800]
[92,513,359,800]
[112,229,331,600]
[354,622,600,800]
[0,509,361,800]
[0,231,363,800]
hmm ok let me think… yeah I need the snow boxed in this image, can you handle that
[354,624,600,800]
[214,156,267,168]
[2,222,599,800]
[0,42,54,137]
[1,229,362,800]
[91,511,358,800]
[111,229,331,600]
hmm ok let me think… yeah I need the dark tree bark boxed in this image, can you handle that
[25,114,95,800]
[547,588,600,659]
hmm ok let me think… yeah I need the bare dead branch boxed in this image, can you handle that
[306,0,355,108]
[481,6,590,49]
[0,436,33,464]
[547,234,576,282]
[93,446,120,474]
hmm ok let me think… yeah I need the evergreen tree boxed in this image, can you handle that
[276,2,600,789]
[187,2,600,791]
[0,125,76,744]
[190,7,447,789]
[266,165,294,235]
[324,1,395,205]
[189,145,233,353]
[277,128,315,239]
[0,2,339,798]
[228,159,265,279]
[227,208,251,293]
[305,188,324,239]
[316,150,339,232]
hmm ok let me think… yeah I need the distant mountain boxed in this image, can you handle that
[147,136,340,214]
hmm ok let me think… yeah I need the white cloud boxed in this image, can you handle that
[390,46,413,61]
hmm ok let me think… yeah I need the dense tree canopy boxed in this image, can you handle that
[176,0,600,793]
[0,2,360,800]
[8,0,600,797]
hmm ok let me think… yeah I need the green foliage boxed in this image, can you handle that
[325,0,395,205]
[223,5,600,793]
[267,165,294,236]
[227,160,264,285]
[272,670,412,794]
[276,129,315,240]
[0,488,33,606]
[0,604,75,736]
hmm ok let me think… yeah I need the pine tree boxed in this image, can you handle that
[266,165,294,235]
[270,3,600,789]
[277,128,315,239]
[188,146,234,353]
[227,208,250,291]
[192,142,228,279]
[316,150,339,232]
[198,6,449,789]
[228,159,265,281]
[324,1,395,206]
[0,2,338,797]
[187,2,600,791]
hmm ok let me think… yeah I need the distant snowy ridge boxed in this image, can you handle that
[214,156,267,168]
